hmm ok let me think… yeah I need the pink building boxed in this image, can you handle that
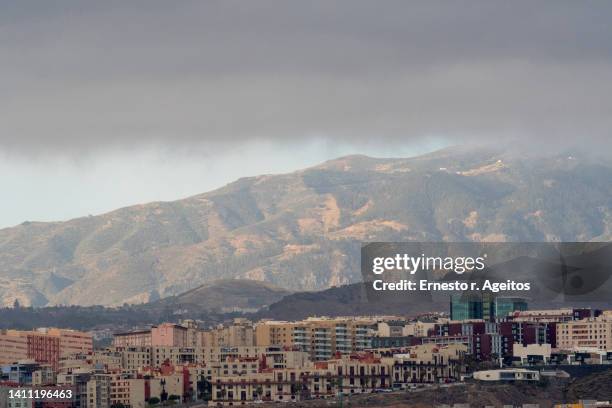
[113,321,202,348]
[151,323,188,347]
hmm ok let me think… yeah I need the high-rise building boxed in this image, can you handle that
[203,318,255,347]
[114,321,203,348]
[494,297,528,320]
[112,329,152,347]
[0,330,28,364]
[450,294,490,321]
[255,317,374,361]
[113,319,255,349]
[450,294,527,321]
[57,371,111,408]
[0,328,92,370]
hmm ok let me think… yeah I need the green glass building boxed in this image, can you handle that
[494,297,528,320]
[450,294,527,321]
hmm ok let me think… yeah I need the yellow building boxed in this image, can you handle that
[255,317,374,361]
[109,374,147,408]
[203,319,255,347]
[557,317,612,351]
[112,346,152,372]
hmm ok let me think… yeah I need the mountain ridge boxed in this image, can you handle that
[1,146,611,306]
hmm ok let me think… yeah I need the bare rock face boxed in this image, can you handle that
[1,147,611,306]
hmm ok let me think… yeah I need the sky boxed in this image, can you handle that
[1,1,612,228]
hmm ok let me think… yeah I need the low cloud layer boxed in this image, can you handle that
[1,1,612,154]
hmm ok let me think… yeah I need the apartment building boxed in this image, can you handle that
[58,351,123,374]
[111,347,152,372]
[106,344,309,373]
[45,328,94,358]
[0,328,92,370]
[202,346,310,369]
[2,361,39,385]
[109,373,147,408]
[58,353,96,374]
[85,373,111,408]
[450,294,527,321]
[557,317,612,351]
[375,321,406,337]
[112,330,152,348]
[113,319,254,350]
[204,319,255,347]
[209,354,392,406]
[57,370,111,408]
[202,346,268,364]
[0,331,28,364]
[113,324,197,348]
[53,363,190,408]
[139,364,186,402]
[374,321,436,338]
[430,320,560,361]
[255,317,374,361]
[113,321,202,348]
[508,308,597,323]
[151,323,191,347]
[25,331,60,369]
[32,365,56,386]
[209,347,464,406]
[392,343,466,384]
[93,350,123,372]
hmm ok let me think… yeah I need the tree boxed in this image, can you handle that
[459,354,479,373]
[147,397,160,405]
[328,376,344,407]
[197,374,212,401]
[160,379,168,402]
[254,385,264,401]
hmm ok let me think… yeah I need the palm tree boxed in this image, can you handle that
[329,376,344,407]
[197,374,212,401]
[255,385,264,401]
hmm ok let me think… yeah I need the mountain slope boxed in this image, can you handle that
[148,279,291,314]
[253,283,447,321]
[1,146,611,306]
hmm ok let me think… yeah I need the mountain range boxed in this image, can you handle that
[1,146,611,306]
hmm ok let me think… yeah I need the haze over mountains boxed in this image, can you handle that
[1,146,611,307]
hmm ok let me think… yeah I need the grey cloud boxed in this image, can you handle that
[1,0,612,154]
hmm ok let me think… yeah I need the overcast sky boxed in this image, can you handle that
[1,1,612,228]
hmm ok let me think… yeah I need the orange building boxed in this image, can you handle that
[0,330,28,364]
[0,328,92,370]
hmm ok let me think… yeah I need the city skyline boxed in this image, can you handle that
[1,304,611,407]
